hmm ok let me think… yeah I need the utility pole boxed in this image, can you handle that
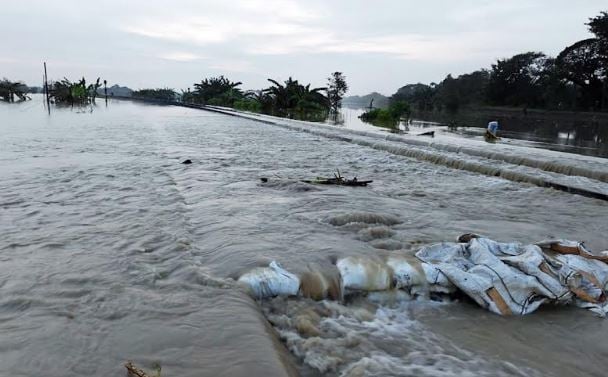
[43,62,51,114]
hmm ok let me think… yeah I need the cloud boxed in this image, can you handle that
[159,52,206,62]
[120,1,515,64]
[123,22,226,44]
[120,0,324,45]
[244,31,507,62]
[209,59,254,72]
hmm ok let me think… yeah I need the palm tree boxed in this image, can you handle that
[192,76,243,106]
[244,90,273,113]
[264,77,329,117]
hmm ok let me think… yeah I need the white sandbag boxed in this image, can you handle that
[337,256,392,291]
[421,263,457,294]
[386,255,456,295]
[386,255,426,289]
[238,261,300,298]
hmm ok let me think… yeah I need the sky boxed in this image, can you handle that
[1,0,606,95]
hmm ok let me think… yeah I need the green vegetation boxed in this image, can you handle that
[184,74,337,121]
[0,79,29,102]
[391,11,608,113]
[264,77,328,117]
[190,76,243,107]
[359,101,411,128]
[132,88,177,102]
[233,98,262,112]
[327,72,348,114]
[50,77,102,105]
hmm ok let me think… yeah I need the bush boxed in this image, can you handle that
[233,99,262,112]
[360,101,411,125]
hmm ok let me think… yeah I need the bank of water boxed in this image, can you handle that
[1,97,607,376]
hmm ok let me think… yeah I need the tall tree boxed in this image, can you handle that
[326,72,348,113]
[556,12,608,110]
[587,11,608,109]
[588,11,608,45]
[487,52,551,107]
[556,39,605,109]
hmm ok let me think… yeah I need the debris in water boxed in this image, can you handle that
[125,361,161,377]
[181,159,192,164]
[260,170,372,187]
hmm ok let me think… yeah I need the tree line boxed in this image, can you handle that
[391,11,608,113]
[133,72,348,120]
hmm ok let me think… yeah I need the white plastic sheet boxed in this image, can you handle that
[416,237,608,316]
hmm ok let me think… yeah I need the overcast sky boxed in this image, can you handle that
[1,0,605,95]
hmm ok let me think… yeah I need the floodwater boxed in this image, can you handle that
[1,97,607,377]
[336,107,608,158]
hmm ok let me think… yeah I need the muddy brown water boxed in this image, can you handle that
[1,97,607,376]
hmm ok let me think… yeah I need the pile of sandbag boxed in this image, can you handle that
[237,235,608,316]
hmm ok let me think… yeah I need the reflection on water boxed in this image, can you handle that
[335,106,608,158]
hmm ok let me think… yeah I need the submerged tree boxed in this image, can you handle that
[0,79,29,102]
[132,88,177,102]
[50,77,103,105]
[327,72,348,113]
[360,100,411,129]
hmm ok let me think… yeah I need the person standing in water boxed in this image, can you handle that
[487,120,499,135]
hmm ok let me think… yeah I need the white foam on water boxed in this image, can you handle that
[263,298,541,377]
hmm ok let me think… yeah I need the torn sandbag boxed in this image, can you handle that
[416,237,608,316]
[237,261,300,298]
[299,264,342,301]
[337,256,392,292]
[386,255,456,296]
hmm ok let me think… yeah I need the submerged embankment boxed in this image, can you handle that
[1,97,607,376]
[200,105,608,200]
